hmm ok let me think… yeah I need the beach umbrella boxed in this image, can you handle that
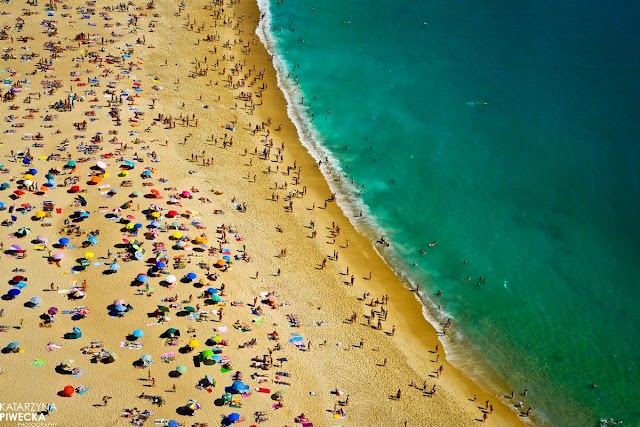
[84,252,95,259]
[70,185,80,193]
[188,339,200,348]
[76,307,90,316]
[167,210,178,218]
[67,160,76,167]
[155,261,166,268]
[186,272,197,281]
[184,306,196,313]
[164,328,178,336]
[96,161,107,170]
[181,190,191,198]
[112,207,122,214]
[48,307,58,315]
[62,385,74,396]
[215,259,226,267]
[227,413,241,422]
[172,231,182,239]
[15,281,28,289]
[134,251,144,260]
[212,335,223,343]
[200,349,214,358]
[73,327,81,335]
[30,296,42,306]
[168,421,179,427]
[109,263,120,271]
[185,400,200,410]
[210,294,222,303]
[0,182,9,190]
[52,252,65,260]
[16,227,31,237]
[132,329,144,338]
[176,365,187,374]
[140,354,152,362]
[87,235,98,245]
[7,341,20,349]
[157,305,170,312]
[114,299,125,306]
[165,275,177,284]
[231,381,248,393]
[71,290,85,299]
[115,304,127,312]
[137,274,148,283]
[8,288,21,297]
[35,210,47,219]
[59,237,69,246]
[207,287,218,295]
[78,211,90,219]
[12,275,25,282]
[36,235,48,244]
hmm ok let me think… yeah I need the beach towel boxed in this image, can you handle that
[32,358,47,367]
[288,336,304,343]
[220,367,232,373]
[72,369,84,377]
[76,385,88,395]
[215,326,228,333]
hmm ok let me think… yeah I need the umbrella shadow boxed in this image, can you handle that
[175,406,193,416]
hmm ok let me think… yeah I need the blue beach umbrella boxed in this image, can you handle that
[115,304,127,312]
[110,263,120,271]
[28,168,37,175]
[186,272,197,281]
[73,327,81,334]
[23,158,31,165]
[87,235,98,245]
[7,342,20,349]
[132,329,144,338]
[30,296,42,305]
[134,251,144,260]
[168,421,179,427]
[140,354,152,361]
[134,223,143,229]
[0,182,9,189]
[207,287,218,295]
[8,288,21,297]
[155,261,166,269]
[227,413,240,422]
[137,274,148,283]
[59,237,69,246]
[15,281,28,289]
[222,255,231,262]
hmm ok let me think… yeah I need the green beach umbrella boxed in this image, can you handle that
[176,365,187,374]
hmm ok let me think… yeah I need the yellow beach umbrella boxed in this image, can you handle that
[35,211,47,219]
[151,211,160,218]
[84,252,95,259]
[23,174,34,180]
[172,231,182,239]
[188,339,200,348]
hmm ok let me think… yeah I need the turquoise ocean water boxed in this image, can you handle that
[255,0,640,425]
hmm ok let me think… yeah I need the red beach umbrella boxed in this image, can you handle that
[62,385,75,396]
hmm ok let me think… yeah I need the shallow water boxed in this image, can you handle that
[257,0,640,425]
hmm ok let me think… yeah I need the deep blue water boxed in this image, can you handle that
[256,0,640,425]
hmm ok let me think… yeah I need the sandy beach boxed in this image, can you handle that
[0,0,528,426]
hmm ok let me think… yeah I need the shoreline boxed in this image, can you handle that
[252,0,536,424]
[243,0,529,425]
[0,0,528,425]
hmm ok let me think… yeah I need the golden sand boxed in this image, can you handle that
[0,0,525,426]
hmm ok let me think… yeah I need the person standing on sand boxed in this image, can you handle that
[396,389,402,400]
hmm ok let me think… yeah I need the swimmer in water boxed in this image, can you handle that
[428,241,437,247]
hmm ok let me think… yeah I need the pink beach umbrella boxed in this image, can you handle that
[52,252,65,260]
[96,161,107,170]
[113,299,125,306]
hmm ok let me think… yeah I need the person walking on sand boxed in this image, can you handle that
[396,389,402,400]
[102,396,111,406]
[151,377,156,387]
